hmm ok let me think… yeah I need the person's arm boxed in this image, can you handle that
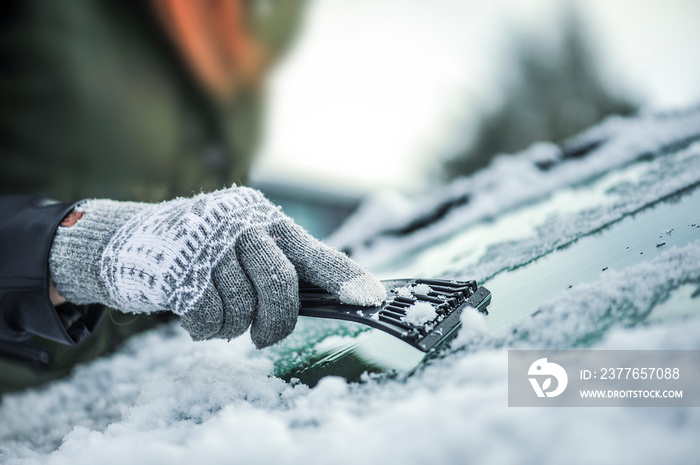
[0,195,104,345]
[48,186,385,348]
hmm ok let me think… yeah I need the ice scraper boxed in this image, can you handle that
[279,278,491,385]
[299,278,491,352]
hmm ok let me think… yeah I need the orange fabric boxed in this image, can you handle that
[155,0,268,100]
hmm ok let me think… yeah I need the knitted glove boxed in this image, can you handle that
[49,187,386,348]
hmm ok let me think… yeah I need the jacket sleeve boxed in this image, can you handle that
[0,195,104,345]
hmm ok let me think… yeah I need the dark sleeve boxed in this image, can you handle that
[0,195,104,346]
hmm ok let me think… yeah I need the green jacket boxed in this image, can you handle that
[1,0,304,202]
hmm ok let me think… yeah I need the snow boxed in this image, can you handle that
[4,319,700,465]
[2,109,700,464]
[395,286,413,298]
[395,283,432,298]
[403,302,437,326]
[452,241,700,352]
[397,139,700,285]
[330,108,700,270]
[412,283,432,295]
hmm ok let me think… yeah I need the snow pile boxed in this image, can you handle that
[2,109,700,465]
[394,283,432,298]
[403,302,437,326]
[2,314,700,465]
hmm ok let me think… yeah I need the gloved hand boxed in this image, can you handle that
[49,187,386,348]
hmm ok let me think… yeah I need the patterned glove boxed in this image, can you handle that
[49,187,386,348]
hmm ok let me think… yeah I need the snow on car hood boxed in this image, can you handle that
[2,108,700,465]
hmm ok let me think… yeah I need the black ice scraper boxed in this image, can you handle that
[299,278,491,353]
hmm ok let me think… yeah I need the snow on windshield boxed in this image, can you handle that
[2,110,700,465]
[331,108,700,271]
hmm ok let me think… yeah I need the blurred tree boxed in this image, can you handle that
[443,10,637,179]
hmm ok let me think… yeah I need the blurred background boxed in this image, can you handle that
[251,0,700,236]
[2,0,699,238]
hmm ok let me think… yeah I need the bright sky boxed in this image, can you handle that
[252,0,700,195]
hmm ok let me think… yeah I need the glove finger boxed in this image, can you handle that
[237,230,299,349]
[179,281,225,341]
[269,221,385,307]
[211,248,257,340]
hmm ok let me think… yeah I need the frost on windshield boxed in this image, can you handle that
[2,109,700,465]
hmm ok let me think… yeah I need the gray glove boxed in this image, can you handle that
[49,187,385,348]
